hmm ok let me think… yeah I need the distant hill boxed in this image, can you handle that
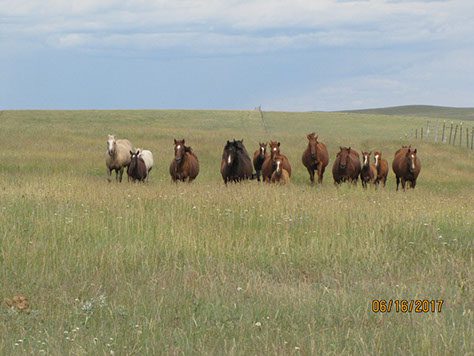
[341,105,474,121]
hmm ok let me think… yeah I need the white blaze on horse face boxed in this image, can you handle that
[107,138,114,154]
[260,147,264,154]
[411,154,415,170]
[227,154,232,164]
[272,147,277,152]
[375,155,379,166]
[276,160,281,172]
[364,155,368,165]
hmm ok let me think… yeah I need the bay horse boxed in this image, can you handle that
[332,147,361,184]
[220,139,253,184]
[392,146,421,191]
[271,154,290,184]
[253,142,268,182]
[261,141,292,182]
[127,150,148,182]
[169,139,199,182]
[360,151,377,188]
[301,132,329,184]
[373,151,388,187]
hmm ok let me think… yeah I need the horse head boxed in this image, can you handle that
[338,146,351,170]
[406,148,418,173]
[307,133,318,160]
[373,151,382,167]
[361,151,371,168]
[174,139,186,162]
[269,141,280,158]
[107,135,116,156]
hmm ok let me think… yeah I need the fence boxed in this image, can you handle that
[414,120,474,150]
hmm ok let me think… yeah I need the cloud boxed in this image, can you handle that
[1,0,473,54]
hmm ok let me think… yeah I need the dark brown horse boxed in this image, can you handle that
[360,151,377,188]
[127,150,148,182]
[220,139,253,184]
[332,147,361,184]
[301,132,329,184]
[373,151,388,187]
[253,142,268,182]
[169,139,199,182]
[261,141,292,182]
[392,146,421,191]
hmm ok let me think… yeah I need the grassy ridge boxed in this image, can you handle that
[0,110,473,354]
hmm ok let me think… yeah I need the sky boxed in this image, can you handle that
[1,0,473,111]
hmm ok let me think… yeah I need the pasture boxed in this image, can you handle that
[0,109,473,354]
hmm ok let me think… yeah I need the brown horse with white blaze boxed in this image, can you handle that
[360,151,377,188]
[261,141,292,182]
[301,132,329,184]
[373,151,388,187]
[253,142,268,182]
[169,139,199,182]
[392,146,421,191]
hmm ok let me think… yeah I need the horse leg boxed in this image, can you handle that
[118,167,124,182]
[107,168,112,183]
[318,166,325,184]
[307,167,315,185]
[401,178,406,191]
[411,179,416,189]
[396,176,400,191]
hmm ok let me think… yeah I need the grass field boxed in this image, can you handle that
[0,109,473,355]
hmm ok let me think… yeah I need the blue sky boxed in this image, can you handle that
[1,0,473,111]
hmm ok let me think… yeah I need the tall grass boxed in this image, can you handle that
[0,110,472,354]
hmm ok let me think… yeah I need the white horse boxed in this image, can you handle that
[106,134,134,182]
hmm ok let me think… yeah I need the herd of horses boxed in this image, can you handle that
[106,133,421,190]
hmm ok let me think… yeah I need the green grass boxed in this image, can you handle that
[0,110,473,355]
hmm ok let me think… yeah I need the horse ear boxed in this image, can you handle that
[348,147,351,151]
[174,139,177,144]
[414,149,417,154]
[129,150,133,156]
[307,134,311,140]
[277,142,280,147]
[227,140,230,145]
[315,135,318,141]
[182,139,185,143]
[241,138,244,143]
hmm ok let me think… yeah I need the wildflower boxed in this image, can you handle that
[254,322,262,327]
[237,287,243,291]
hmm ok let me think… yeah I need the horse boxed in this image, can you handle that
[373,151,388,187]
[134,148,154,181]
[261,141,292,182]
[301,132,329,184]
[169,139,199,182]
[220,139,253,184]
[253,142,268,182]
[360,151,377,188]
[332,147,361,184]
[127,150,148,182]
[105,134,134,182]
[271,154,290,184]
[392,146,421,191]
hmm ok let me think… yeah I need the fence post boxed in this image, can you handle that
[471,127,474,150]
[421,127,424,140]
[453,125,458,145]
[459,122,463,146]
[467,127,470,148]
[435,120,439,143]
[415,128,418,139]
[442,121,446,143]
[426,120,430,138]
[449,122,453,144]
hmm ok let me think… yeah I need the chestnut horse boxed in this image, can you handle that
[221,139,253,184]
[261,141,292,182]
[373,151,388,187]
[360,151,377,188]
[169,139,199,182]
[271,154,290,184]
[301,132,329,184]
[392,146,421,191]
[332,147,361,184]
[253,142,268,182]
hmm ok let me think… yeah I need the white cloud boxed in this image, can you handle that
[1,0,473,54]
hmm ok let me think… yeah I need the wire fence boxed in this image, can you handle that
[414,120,474,150]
